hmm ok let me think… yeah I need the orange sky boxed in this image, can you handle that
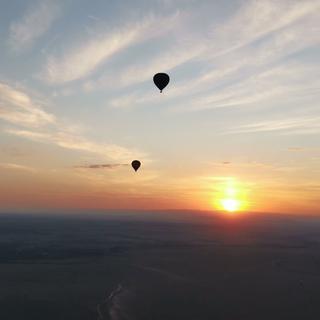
[1,159,319,214]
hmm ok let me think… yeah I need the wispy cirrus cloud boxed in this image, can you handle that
[88,37,203,91]
[226,117,320,135]
[8,0,61,51]
[0,82,146,162]
[176,62,320,112]
[6,129,144,161]
[106,0,320,110]
[208,0,319,58]
[42,12,183,84]
[0,82,55,127]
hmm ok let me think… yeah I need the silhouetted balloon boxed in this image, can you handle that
[131,160,141,172]
[153,73,170,92]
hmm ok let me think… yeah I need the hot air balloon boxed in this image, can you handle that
[153,73,170,93]
[131,160,141,172]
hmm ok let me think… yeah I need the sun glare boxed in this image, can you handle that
[212,178,248,213]
[221,198,240,212]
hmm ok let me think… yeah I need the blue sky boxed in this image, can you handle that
[0,0,319,213]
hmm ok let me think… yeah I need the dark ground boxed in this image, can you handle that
[0,211,320,319]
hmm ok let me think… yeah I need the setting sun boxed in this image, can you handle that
[212,178,249,213]
[221,199,240,212]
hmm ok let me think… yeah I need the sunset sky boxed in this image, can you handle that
[0,0,319,214]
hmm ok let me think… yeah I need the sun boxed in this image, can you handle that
[211,178,248,213]
[221,198,240,212]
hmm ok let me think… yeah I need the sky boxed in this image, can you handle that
[0,0,319,214]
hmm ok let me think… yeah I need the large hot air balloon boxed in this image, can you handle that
[131,160,141,172]
[153,73,170,93]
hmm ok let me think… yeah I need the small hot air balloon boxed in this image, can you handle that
[131,160,141,172]
[153,73,170,93]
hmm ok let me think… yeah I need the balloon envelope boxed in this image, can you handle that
[153,73,170,92]
[131,160,141,172]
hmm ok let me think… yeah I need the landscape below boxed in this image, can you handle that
[0,211,320,319]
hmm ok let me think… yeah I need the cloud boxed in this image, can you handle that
[0,82,146,162]
[8,0,61,51]
[90,36,203,91]
[172,57,320,113]
[74,163,129,169]
[196,0,320,105]
[227,117,320,135]
[105,0,320,110]
[6,129,144,161]
[208,0,319,58]
[0,82,56,127]
[42,13,182,84]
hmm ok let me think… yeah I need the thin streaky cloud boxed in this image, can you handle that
[208,0,320,59]
[226,117,320,135]
[185,13,319,103]
[112,0,319,91]
[0,82,56,127]
[8,0,61,51]
[42,12,183,84]
[90,36,204,90]
[6,129,146,162]
[174,62,320,112]
[75,163,129,169]
[106,0,319,110]
[0,82,146,162]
